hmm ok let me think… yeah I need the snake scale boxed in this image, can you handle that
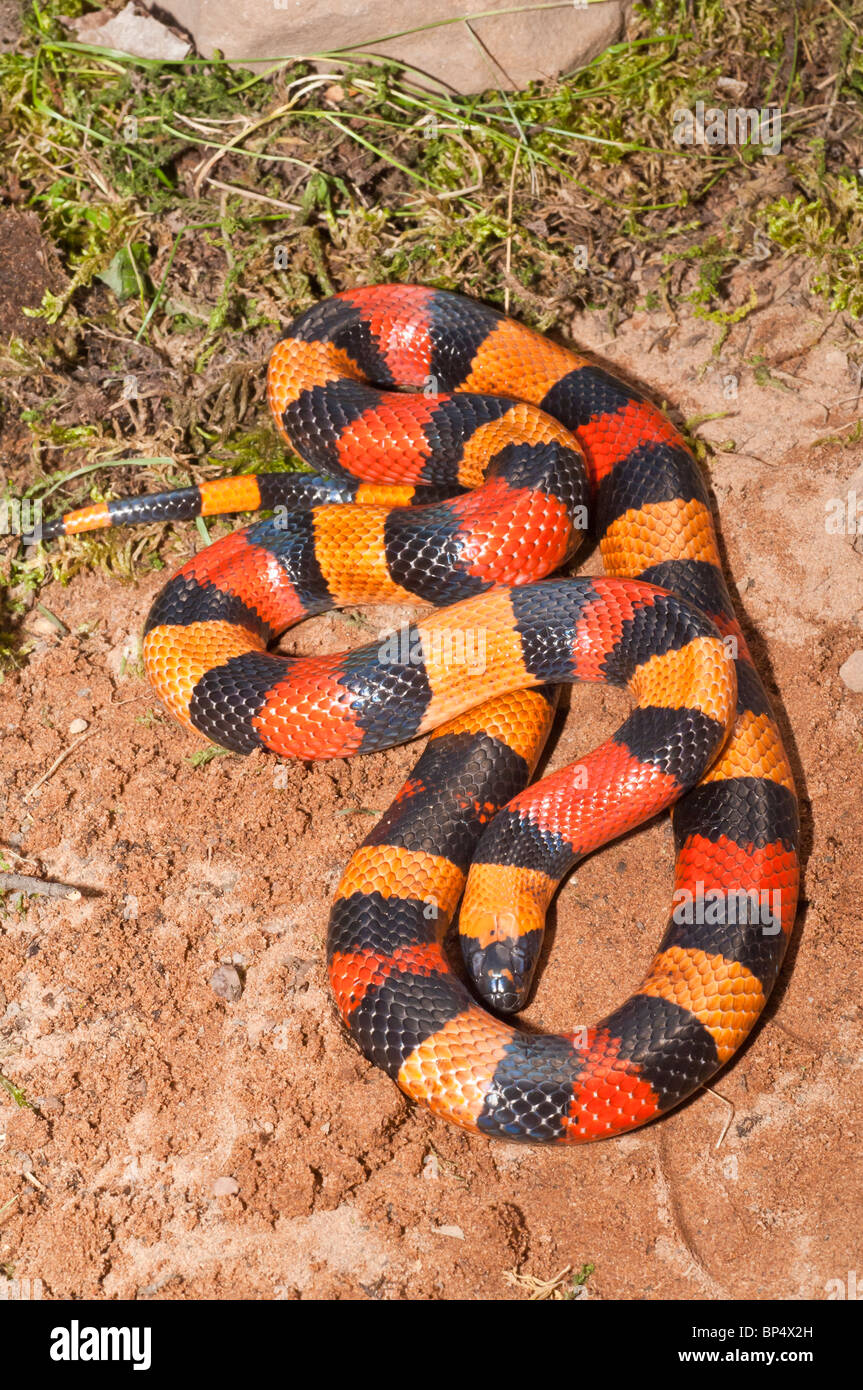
[44,285,799,1143]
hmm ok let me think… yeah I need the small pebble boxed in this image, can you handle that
[209,964,243,1001]
[212,1176,239,1197]
[422,1153,440,1181]
[839,650,863,692]
[68,718,89,735]
[716,75,747,97]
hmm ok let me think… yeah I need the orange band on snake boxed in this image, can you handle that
[44,286,798,1143]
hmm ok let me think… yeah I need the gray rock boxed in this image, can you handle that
[69,2,191,60]
[146,0,625,95]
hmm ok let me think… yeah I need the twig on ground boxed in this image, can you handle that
[0,872,81,901]
[703,1085,735,1149]
[23,732,96,803]
[203,177,302,212]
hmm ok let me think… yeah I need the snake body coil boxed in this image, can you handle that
[45,286,799,1143]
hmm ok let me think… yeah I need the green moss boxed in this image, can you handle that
[208,425,305,475]
[762,174,863,317]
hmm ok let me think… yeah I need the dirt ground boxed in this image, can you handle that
[1,252,862,1301]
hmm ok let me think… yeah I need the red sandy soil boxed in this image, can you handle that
[1,263,862,1300]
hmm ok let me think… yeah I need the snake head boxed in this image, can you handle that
[462,934,542,1014]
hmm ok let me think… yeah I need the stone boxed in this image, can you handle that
[145,1,625,95]
[68,2,191,60]
[839,649,863,693]
[211,1175,240,1196]
[209,964,244,1000]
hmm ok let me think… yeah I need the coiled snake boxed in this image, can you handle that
[44,286,799,1142]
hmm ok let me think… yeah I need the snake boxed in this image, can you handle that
[43,285,799,1143]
